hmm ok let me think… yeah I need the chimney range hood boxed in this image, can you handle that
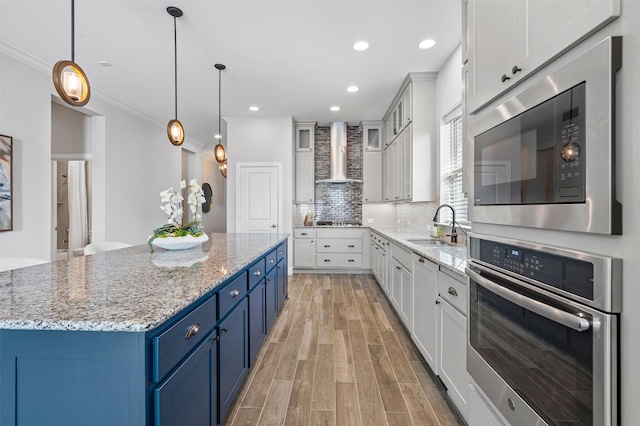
[316,122,362,184]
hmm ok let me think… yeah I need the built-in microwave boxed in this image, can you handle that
[471,37,622,235]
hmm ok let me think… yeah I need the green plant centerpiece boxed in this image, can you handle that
[148,179,208,252]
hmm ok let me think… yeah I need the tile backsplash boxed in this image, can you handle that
[313,125,363,223]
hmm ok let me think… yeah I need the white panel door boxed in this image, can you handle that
[237,165,279,234]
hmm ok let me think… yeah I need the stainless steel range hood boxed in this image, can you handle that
[316,122,362,184]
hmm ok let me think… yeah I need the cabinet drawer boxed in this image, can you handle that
[316,228,363,239]
[248,259,266,289]
[153,295,217,382]
[438,269,467,315]
[219,272,248,320]
[276,242,287,263]
[316,239,362,253]
[294,228,316,238]
[316,253,362,268]
[391,244,412,271]
[265,249,278,272]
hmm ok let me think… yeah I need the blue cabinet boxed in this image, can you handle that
[265,266,278,332]
[218,298,249,424]
[154,330,217,426]
[248,281,266,366]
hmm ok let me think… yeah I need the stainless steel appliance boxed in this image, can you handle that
[472,36,622,235]
[466,234,621,426]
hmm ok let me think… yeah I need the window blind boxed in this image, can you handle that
[439,113,468,224]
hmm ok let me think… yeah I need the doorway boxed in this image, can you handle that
[236,163,281,234]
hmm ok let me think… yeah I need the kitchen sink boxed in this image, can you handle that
[405,238,445,246]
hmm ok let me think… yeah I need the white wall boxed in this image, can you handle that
[51,102,92,155]
[0,51,203,259]
[225,116,293,264]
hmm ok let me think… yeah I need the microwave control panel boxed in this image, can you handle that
[556,83,586,201]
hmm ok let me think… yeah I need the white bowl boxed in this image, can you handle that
[150,234,209,250]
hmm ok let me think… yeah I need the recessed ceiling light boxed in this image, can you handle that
[249,106,259,111]
[352,41,369,51]
[347,86,359,93]
[418,39,437,49]
[330,106,340,111]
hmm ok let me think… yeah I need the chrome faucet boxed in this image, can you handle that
[432,204,457,243]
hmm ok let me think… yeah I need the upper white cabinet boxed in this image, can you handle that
[362,122,383,203]
[467,0,620,113]
[294,122,316,203]
[382,73,436,203]
[295,122,315,151]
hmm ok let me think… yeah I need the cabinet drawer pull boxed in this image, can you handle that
[348,245,355,248]
[348,259,355,262]
[279,251,284,255]
[301,232,308,236]
[185,323,200,339]
[448,287,458,297]
[270,259,275,263]
[254,270,261,276]
[418,257,425,263]
[324,259,331,262]
[324,245,331,248]
[501,74,510,82]
[230,289,240,298]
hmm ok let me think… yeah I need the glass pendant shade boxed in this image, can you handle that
[219,159,228,178]
[214,143,226,163]
[53,61,91,106]
[167,119,184,146]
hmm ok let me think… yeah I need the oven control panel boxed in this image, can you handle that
[477,239,594,301]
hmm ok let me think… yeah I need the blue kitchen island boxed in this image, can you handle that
[0,233,289,426]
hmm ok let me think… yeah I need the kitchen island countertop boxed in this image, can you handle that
[0,233,289,333]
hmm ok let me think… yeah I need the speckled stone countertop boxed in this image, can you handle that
[0,233,289,333]
[368,225,468,277]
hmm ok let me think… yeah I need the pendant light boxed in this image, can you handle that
[219,159,227,178]
[52,0,91,107]
[166,6,184,146]
[214,63,227,163]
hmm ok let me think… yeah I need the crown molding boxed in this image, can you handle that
[0,41,205,148]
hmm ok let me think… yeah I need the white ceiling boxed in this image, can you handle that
[0,0,461,146]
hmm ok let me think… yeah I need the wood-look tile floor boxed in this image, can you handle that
[224,273,465,426]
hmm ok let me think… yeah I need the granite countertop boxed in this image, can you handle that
[368,225,468,277]
[0,233,289,333]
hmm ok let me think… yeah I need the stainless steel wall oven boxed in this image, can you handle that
[466,234,621,425]
[471,37,622,235]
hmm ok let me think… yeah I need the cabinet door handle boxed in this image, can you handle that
[185,323,200,339]
[279,251,283,255]
[396,266,401,270]
[418,257,425,263]
[254,270,261,276]
[501,74,510,82]
[270,259,275,263]
[222,327,229,334]
[448,287,458,297]
[512,65,522,75]
[265,278,270,284]
[324,259,331,262]
[348,245,355,248]
[348,259,355,262]
[230,289,240,298]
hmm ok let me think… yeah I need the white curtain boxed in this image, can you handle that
[67,161,88,257]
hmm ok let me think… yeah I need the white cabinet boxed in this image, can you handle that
[293,229,316,268]
[390,244,412,330]
[437,270,469,422]
[382,73,436,203]
[411,254,438,374]
[370,232,389,295]
[315,228,367,270]
[294,122,316,203]
[362,122,383,203]
[467,0,620,113]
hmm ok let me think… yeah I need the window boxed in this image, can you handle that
[439,109,468,224]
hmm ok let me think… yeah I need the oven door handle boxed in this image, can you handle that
[466,267,591,332]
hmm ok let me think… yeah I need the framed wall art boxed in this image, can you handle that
[0,134,13,231]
